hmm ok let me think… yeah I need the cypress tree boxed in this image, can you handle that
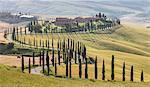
[77,42,80,63]
[52,48,54,66]
[39,51,42,66]
[71,39,72,49]
[25,27,27,35]
[29,58,31,73]
[42,51,45,73]
[111,55,115,80]
[77,41,80,55]
[102,59,105,80]
[45,40,47,48]
[130,65,134,81]
[66,56,69,78]
[87,22,90,31]
[46,51,50,76]
[123,62,125,81]
[12,27,16,40]
[95,56,98,79]
[58,40,60,65]
[68,38,70,49]
[63,39,65,62]
[79,44,82,55]
[83,46,86,62]
[21,55,24,73]
[75,50,77,64]
[48,40,50,49]
[79,58,82,78]
[33,52,35,66]
[52,38,54,48]
[55,57,57,76]
[141,70,144,82]
[73,40,74,51]
[85,58,88,79]
[90,20,93,30]
[58,49,60,65]
[69,50,72,78]
[60,40,62,51]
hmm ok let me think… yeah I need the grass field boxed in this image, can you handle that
[0,64,150,87]
[15,23,150,82]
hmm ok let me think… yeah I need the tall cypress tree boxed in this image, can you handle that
[52,48,54,66]
[95,56,98,79]
[58,40,60,65]
[12,27,16,40]
[63,39,65,62]
[55,57,57,76]
[42,51,45,73]
[90,20,93,30]
[29,58,31,73]
[83,46,86,62]
[69,50,72,78]
[73,40,74,51]
[36,40,38,48]
[45,40,47,48]
[39,51,42,66]
[58,49,60,65]
[66,56,69,78]
[111,55,115,80]
[123,62,125,81]
[33,52,35,66]
[48,40,50,49]
[71,39,72,50]
[75,50,77,64]
[68,38,70,49]
[79,58,82,78]
[130,65,134,81]
[60,40,62,51]
[52,38,54,48]
[102,59,105,80]
[21,55,24,73]
[141,70,144,82]
[85,58,88,79]
[25,27,27,35]
[77,41,80,55]
[46,51,50,76]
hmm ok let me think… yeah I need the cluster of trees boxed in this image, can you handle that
[10,15,121,37]
[28,20,42,33]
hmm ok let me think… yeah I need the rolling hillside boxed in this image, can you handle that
[16,22,150,82]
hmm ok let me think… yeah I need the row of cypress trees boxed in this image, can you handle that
[21,51,144,82]
[94,55,144,82]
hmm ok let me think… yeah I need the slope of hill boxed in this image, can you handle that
[1,64,150,87]
[15,22,150,82]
